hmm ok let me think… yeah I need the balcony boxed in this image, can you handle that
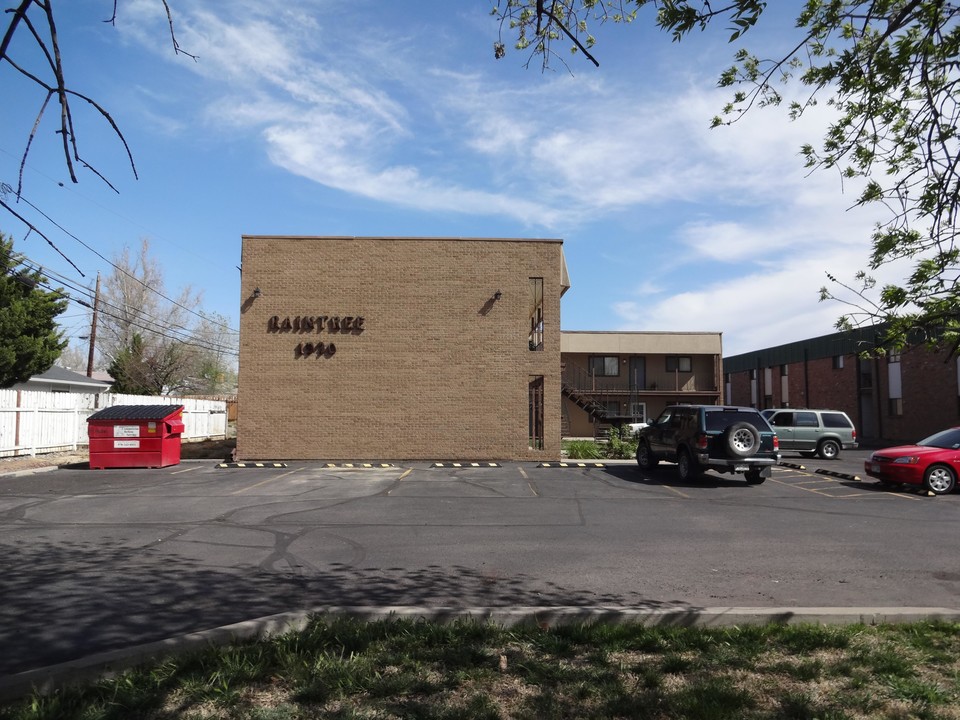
[561,363,719,421]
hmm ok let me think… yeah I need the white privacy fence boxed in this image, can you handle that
[0,390,228,457]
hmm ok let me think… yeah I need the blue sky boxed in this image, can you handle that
[2,0,910,361]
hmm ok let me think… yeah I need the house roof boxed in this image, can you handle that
[29,366,113,390]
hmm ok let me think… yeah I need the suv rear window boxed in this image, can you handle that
[821,412,853,428]
[702,409,769,432]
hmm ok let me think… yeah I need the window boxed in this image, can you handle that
[889,397,903,416]
[601,400,620,416]
[770,412,794,427]
[795,411,819,427]
[780,365,789,376]
[888,350,901,363]
[589,356,619,377]
[629,402,647,422]
[528,278,544,351]
[833,355,844,369]
[666,356,692,373]
[822,412,853,428]
[528,376,544,450]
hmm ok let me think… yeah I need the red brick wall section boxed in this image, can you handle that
[802,357,859,417]
[727,370,753,407]
[726,345,960,444]
[237,236,563,461]
[880,346,959,442]
[785,365,807,408]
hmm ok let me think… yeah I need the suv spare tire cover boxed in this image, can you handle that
[724,422,760,458]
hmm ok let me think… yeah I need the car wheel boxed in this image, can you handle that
[745,469,765,485]
[923,464,956,495]
[724,422,760,458]
[817,439,841,460]
[676,449,700,481]
[636,441,658,470]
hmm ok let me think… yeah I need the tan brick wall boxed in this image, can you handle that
[237,236,563,460]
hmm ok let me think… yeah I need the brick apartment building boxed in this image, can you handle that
[237,236,568,461]
[723,327,960,444]
[561,331,722,437]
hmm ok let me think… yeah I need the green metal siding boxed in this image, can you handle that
[723,325,886,373]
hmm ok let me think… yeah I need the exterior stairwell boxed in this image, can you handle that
[561,382,612,423]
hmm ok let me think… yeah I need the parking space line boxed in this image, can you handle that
[772,473,922,501]
[170,466,200,474]
[231,468,303,494]
[770,476,839,497]
[662,484,690,499]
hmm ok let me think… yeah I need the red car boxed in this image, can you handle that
[864,427,960,495]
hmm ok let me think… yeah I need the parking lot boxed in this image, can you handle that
[2,449,959,676]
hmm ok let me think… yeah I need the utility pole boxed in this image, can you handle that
[86,272,100,378]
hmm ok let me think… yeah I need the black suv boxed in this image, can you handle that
[636,405,780,484]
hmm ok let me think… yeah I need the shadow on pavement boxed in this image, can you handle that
[0,538,701,676]
[600,464,758,489]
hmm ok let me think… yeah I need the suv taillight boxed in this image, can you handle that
[773,435,780,451]
[852,429,856,441]
[696,433,708,451]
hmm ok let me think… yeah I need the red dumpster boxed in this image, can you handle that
[87,405,185,469]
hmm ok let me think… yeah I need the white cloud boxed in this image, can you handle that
[117,1,865,234]
[111,1,922,355]
[612,242,916,356]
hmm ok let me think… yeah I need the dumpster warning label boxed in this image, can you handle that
[114,425,139,438]
[114,440,140,449]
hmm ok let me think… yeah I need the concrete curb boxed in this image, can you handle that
[779,461,861,483]
[816,468,862,481]
[3,605,959,702]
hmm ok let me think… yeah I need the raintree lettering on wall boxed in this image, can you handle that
[267,315,365,359]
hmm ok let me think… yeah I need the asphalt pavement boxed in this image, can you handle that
[1,450,959,697]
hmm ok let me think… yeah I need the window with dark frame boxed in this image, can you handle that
[889,397,903,416]
[666,355,692,373]
[589,356,619,377]
[528,277,544,351]
[528,376,544,450]
[833,355,844,369]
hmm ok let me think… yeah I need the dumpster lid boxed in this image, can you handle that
[87,405,184,422]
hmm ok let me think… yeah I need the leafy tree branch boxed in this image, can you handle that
[494,0,960,352]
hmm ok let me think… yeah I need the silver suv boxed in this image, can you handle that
[760,409,857,459]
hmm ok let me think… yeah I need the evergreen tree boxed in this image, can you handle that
[0,233,68,388]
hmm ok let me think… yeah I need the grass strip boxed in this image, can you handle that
[2,618,959,719]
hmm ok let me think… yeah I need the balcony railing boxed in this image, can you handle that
[561,364,717,396]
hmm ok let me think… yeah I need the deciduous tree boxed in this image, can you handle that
[494,1,960,351]
[98,239,236,395]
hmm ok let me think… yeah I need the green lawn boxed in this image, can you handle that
[3,618,960,719]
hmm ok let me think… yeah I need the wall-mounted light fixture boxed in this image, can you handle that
[493,290,502,301]
[253,287,263,299]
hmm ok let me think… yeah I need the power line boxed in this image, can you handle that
[1,182,240,334]
[1,244,239,355]
[2,264,239,357]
